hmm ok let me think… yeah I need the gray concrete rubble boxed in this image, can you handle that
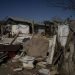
[36,61,47,68]
[3,34,59,75]
[19,56,35,69]
[0,34,59,75]
[38,68,50,75]
[13,68,23,72]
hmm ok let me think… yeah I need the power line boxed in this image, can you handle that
[46,0,75,10]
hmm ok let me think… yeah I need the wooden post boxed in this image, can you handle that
[1,24,3,37]
[10,32,20,44]
[32,20,34,36]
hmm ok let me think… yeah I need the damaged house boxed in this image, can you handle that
[4,17,45,35]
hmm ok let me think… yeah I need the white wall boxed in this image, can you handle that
[58,25,69,47]
[12,24,29,35]
[38,29,45,34]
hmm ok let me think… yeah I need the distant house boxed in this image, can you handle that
[44,21,55,36]
[4,16,45,34]
[1,17,57,36]
[34,21,45,34]
[5,16,32,34]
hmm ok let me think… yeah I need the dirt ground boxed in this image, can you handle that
[0,64,9,75]
[0,61,41,75]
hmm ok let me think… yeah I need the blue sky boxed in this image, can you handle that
[0,0,75,21]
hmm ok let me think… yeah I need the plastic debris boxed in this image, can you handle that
[13,68,23,71]
[39,68,50,75]
[19,56,35,69]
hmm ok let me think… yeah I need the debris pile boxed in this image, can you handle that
[0,16,74,75]
[5,34,59,75]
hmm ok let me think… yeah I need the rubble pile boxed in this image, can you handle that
[0,16,74,75]
[4,35,59,75]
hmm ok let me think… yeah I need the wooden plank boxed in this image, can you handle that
[46,35,56,64]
